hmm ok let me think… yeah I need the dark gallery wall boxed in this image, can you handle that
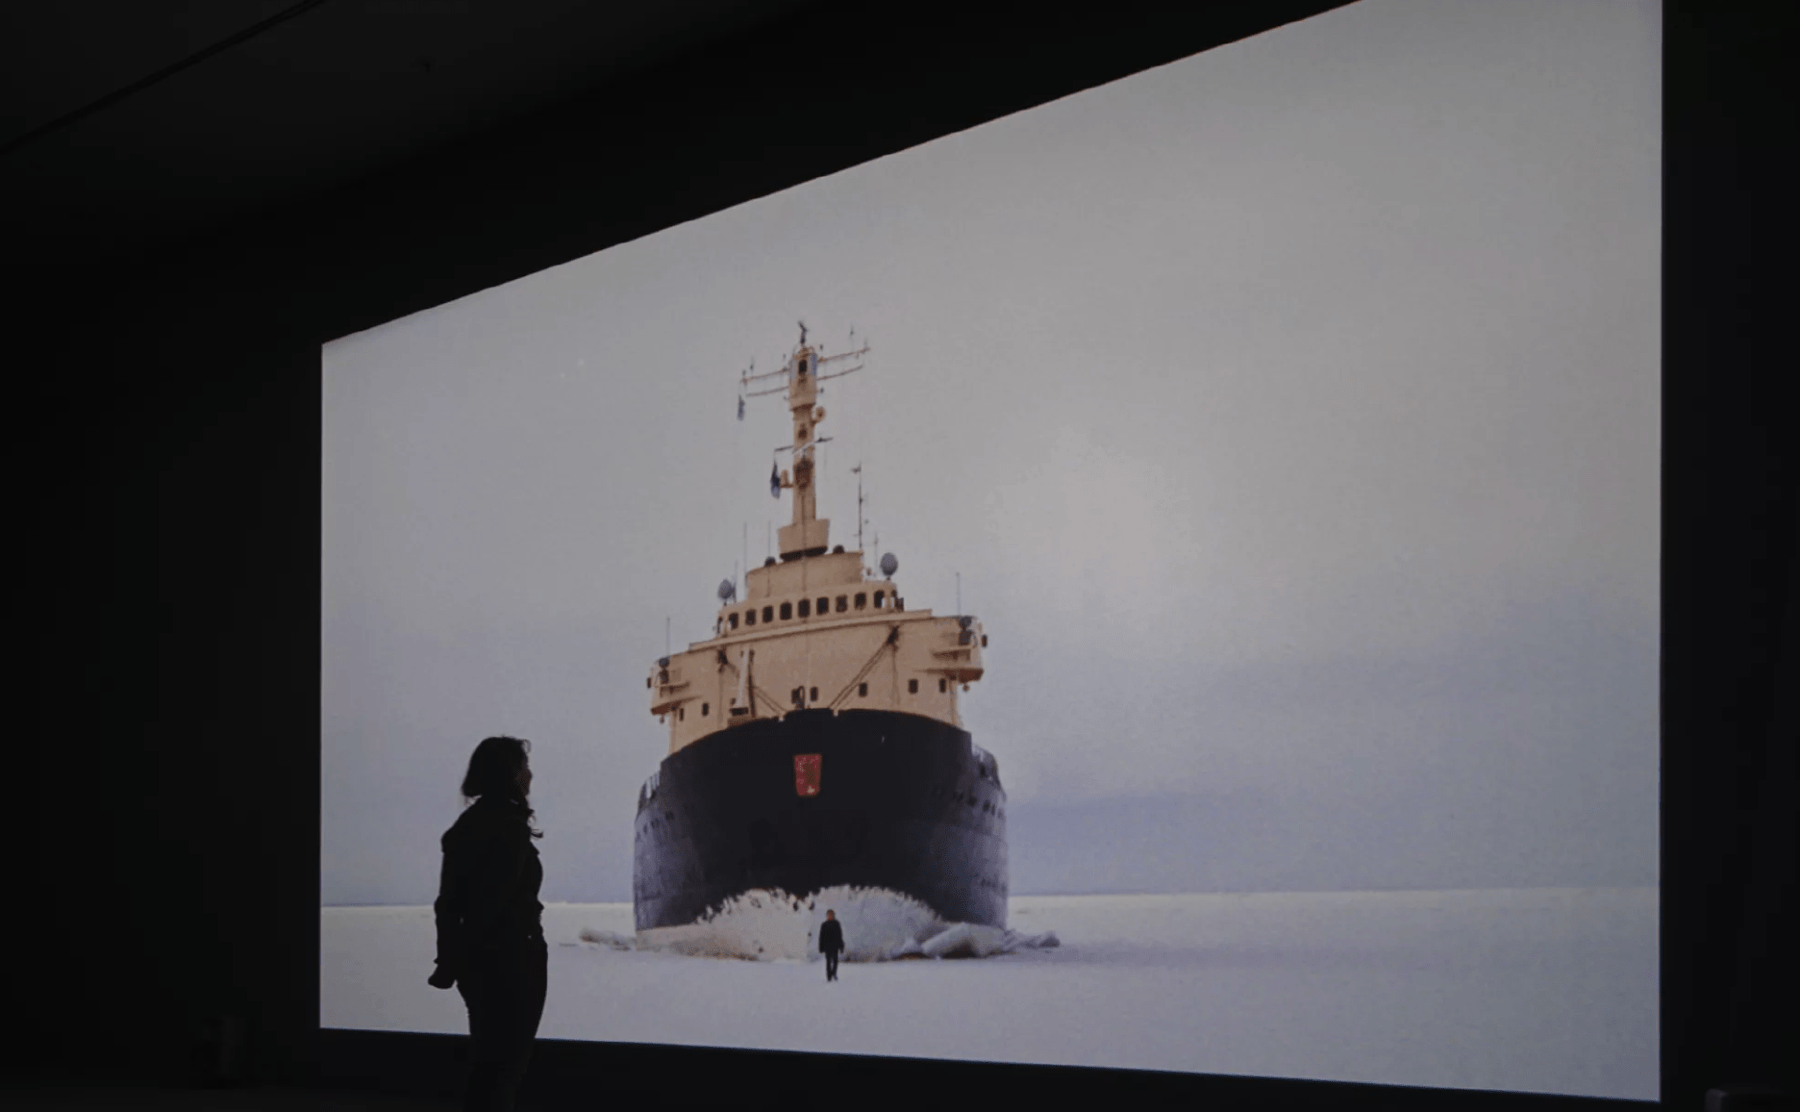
[1658,3,1797,1108]
[10,1,1793,1109]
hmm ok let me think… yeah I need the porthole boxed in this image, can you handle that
[701,703,710,717]
[780,602,792,620]
[817,596,829,615]
[797,599,810,618]
[762,606,774,623]
[858,682,868,697]
[908,678,918,694]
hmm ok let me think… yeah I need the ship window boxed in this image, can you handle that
[745,610,755,627]
[810,686,819,702]
[678,707,685,721]
[729,613,739,630]
[762,606,774,623]
[797,599,810,618]
[938,678,947,693]
[855,593,867,610]
[858,682,868,697]
[908,678,919,694]
[780,602,792,620]
[817,596,829,615]
[874,590,885,608]
[701,703,710,717]
[836,595,848,613]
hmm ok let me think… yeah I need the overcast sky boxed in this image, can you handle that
[322,0,1659,905]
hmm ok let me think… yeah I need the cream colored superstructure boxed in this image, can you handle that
[647,334,986,755]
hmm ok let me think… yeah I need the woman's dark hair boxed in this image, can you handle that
[461,735,542,838]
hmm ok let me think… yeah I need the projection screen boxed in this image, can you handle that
[322,0,1659,1099]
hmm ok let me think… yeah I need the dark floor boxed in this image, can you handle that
[0,1088,458,1112]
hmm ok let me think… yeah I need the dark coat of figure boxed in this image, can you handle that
[819,911,845,982]
[430,736,546,1112]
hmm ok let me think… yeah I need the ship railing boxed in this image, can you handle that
[969,744,1001,784]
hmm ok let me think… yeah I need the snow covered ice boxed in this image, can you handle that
[322,887,1656,1101]
[629,885,1057,961]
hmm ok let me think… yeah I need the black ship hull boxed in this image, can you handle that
[633,708,1007,935]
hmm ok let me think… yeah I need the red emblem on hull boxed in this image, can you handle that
[794,754,822,797]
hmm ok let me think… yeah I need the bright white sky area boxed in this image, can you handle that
[323,0,1660,905]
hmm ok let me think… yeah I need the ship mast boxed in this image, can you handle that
[854,464,864,553]
[741,322,869,560]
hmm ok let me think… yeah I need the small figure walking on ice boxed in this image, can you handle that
[819,910,845,982]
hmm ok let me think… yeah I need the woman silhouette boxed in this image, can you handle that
[428,736,546,1112]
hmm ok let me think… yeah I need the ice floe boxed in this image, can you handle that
[610,885,1057,961]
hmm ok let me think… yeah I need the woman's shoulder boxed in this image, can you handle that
[442,797,529,848]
